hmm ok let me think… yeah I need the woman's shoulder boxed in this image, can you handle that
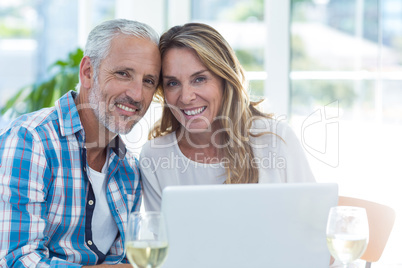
[141,132,177,156]
[251,117,304,152]
[251,117,291,136]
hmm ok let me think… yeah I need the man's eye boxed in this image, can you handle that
[144,78,155,85]
[116,71,128,77]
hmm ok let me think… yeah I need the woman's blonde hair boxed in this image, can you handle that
[151,22,272,184]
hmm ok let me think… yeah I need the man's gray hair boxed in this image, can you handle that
[76,19,159,90]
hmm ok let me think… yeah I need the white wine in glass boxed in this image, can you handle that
[326,206,369,267]
[126,212,169,268]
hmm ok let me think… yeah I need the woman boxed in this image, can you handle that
[140,23,315,211]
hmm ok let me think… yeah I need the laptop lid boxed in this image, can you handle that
[161,183,338,268]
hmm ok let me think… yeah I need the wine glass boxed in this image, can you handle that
[326,206,369,268]
[126,211,169,268]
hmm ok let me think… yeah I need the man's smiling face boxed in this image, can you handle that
[89,34,161,134]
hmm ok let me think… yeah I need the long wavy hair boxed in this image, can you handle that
[150,22,273,184]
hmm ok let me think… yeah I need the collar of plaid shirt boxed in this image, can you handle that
[58,91,127,159]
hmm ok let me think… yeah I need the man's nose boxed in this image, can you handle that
[126,79,144,102]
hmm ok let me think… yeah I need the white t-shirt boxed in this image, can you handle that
[87,153,118,255]
[139,118,315,212]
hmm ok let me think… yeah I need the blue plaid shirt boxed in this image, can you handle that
[0,91,142,267]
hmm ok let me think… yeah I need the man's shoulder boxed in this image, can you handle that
[1,107,58,137]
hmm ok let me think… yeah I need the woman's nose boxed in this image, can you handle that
[180,85,196,104]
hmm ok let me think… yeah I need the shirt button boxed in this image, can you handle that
[83,167,87,172]
[87,240,93,246]
[88,200,94,206]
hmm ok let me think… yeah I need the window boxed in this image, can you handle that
[289,0,402,264]
[0,0,116,126]
[0,0,38,106]
[191,0,266,97]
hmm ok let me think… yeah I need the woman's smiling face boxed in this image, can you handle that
[162,47,224,133]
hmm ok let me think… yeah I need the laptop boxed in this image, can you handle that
[160,183,338,268]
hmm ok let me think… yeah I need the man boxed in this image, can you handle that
[0,19,161,267]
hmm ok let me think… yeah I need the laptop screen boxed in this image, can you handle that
[161,183,338,268]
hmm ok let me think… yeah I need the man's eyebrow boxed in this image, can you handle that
[112,66,135,72]
[145,73,159,81]
[112,67,159,80]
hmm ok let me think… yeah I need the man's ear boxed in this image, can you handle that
[79,56,93,89]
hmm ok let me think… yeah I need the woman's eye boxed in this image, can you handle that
[166,81,178,87]
[195,77,206,83]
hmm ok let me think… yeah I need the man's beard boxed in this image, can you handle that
[88,82,139,135]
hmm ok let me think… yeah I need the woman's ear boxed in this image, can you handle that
[79,56,93,90]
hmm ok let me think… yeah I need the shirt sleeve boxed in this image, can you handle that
[139,143,163,212]
[0,126,82,268]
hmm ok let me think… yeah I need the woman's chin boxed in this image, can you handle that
[182,124,212,134]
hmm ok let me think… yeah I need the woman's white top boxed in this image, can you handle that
[139,118,315,212]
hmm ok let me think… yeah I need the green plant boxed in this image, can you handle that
[1,48,83,117]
